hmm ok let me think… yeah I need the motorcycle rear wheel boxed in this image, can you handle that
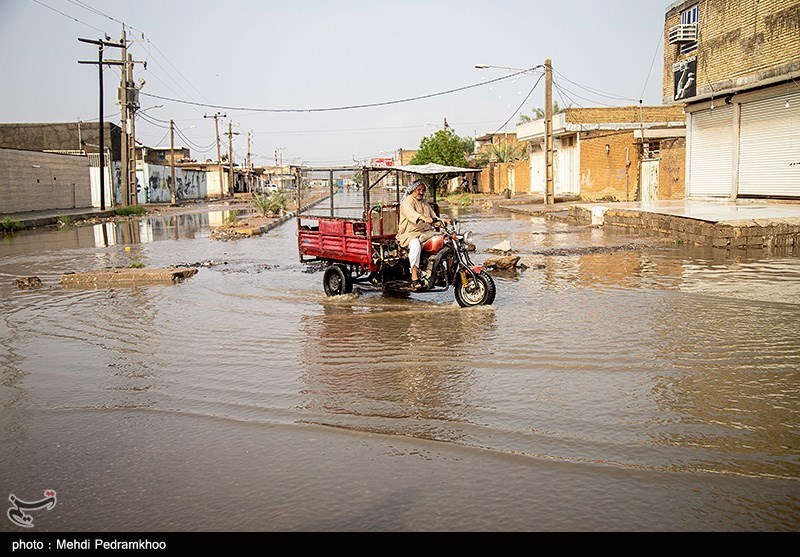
[454,271,496,307]
[323,265,353,296]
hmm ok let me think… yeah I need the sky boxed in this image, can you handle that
[0,0,670,167]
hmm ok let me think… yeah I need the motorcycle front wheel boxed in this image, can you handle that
[454,271,496,307]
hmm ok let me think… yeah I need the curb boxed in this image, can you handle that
[251,195,331,236]
[7,209,118,231]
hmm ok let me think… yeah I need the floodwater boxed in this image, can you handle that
[1,191,798,531]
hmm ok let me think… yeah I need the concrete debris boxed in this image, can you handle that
[487,239,515,254]
[15,276,43,289]
[61,267,198,288]
[483,255,521,270]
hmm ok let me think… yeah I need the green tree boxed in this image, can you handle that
[410,129,473,167]
[518,101,564,124]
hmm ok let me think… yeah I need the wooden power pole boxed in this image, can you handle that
[169,119,176,205]
[246,131,252,196]
[544,58,555,206]
[204,112,226,197]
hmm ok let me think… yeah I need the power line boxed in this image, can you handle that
[174,126,217,151]
[145,40,212,104]
[140,68,537,113]
[640,27,664,100]
[493,74,544,134]
[137,111,169,130]
[29,0,107,33]
[150,128,170,147]
[552,77,617,107]
[65,0,125,27]
[65,1,212,114]
[552,68,638,102]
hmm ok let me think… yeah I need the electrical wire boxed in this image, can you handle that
[493,74,544,134]
[640,27,664,100]
[552,68,638,102]
[551,78,617,107]
[150,128,171,147]
[137,111,169,130]
[174,126,217,152]
[29,0,107,33]
[140,68,538,113]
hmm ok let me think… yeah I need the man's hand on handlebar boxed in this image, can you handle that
[423,216,451,227]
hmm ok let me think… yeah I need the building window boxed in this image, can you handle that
[680,5,698,54]
[643,141,661,159]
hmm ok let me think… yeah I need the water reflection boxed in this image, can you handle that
[648,295,800,479]
[299,300,497,442]
[0,211,241,255]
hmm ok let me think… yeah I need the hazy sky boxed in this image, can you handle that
[0,0,669,166]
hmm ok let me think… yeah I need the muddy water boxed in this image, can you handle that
[1,192,798,531]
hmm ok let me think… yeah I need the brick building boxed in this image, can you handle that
[664,0,800,199]
[516,106,686,202]
[135,146,191,165]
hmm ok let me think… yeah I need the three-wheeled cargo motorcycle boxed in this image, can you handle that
[297,163,495,307]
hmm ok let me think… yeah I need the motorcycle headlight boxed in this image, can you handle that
[464,230,474,244]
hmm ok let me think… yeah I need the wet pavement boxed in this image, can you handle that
[1,190,798,531]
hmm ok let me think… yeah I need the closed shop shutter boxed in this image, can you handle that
[738,91,800,197]
[688,105,733,197]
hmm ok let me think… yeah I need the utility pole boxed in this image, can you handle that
[126,51,143,206]
[204,112,226,197]
[79,37,126,211]
[119,27,128,208]
[225,122,240,197]
[544,58,555,206]
[170,119,176,205]
[246,131,252,196]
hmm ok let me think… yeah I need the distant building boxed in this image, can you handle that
[135,146,191,165]
[395,148,418,166]
[0,122,122,161]
[472,132,519,157]
[517,106,686,202]
[664,0,800,199]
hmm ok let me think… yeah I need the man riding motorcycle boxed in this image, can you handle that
[396,179,450,290]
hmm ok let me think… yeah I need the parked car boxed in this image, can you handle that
[255,183,281,195]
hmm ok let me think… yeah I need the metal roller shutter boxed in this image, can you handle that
[738,91,800,198]
[688,105,733,197]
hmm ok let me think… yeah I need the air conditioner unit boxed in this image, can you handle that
[669,23,697,44]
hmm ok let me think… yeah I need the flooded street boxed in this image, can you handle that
[1,192,799,531]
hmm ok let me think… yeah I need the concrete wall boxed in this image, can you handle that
[663,0,800,103]
[0,148,91,214]
[138,163,208,203]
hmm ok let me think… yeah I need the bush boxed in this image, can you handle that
[224,211,239,226]
[442,193,473,206]
[115,205,146,217]
[57,214,74,226]
[253,192,287,217]
[1,216,23,232]
[129,262,145,268]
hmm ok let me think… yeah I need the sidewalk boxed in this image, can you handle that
[568,199,800,251]
[3,206,116,229]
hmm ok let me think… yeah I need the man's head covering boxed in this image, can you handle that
[403,178,428,198]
